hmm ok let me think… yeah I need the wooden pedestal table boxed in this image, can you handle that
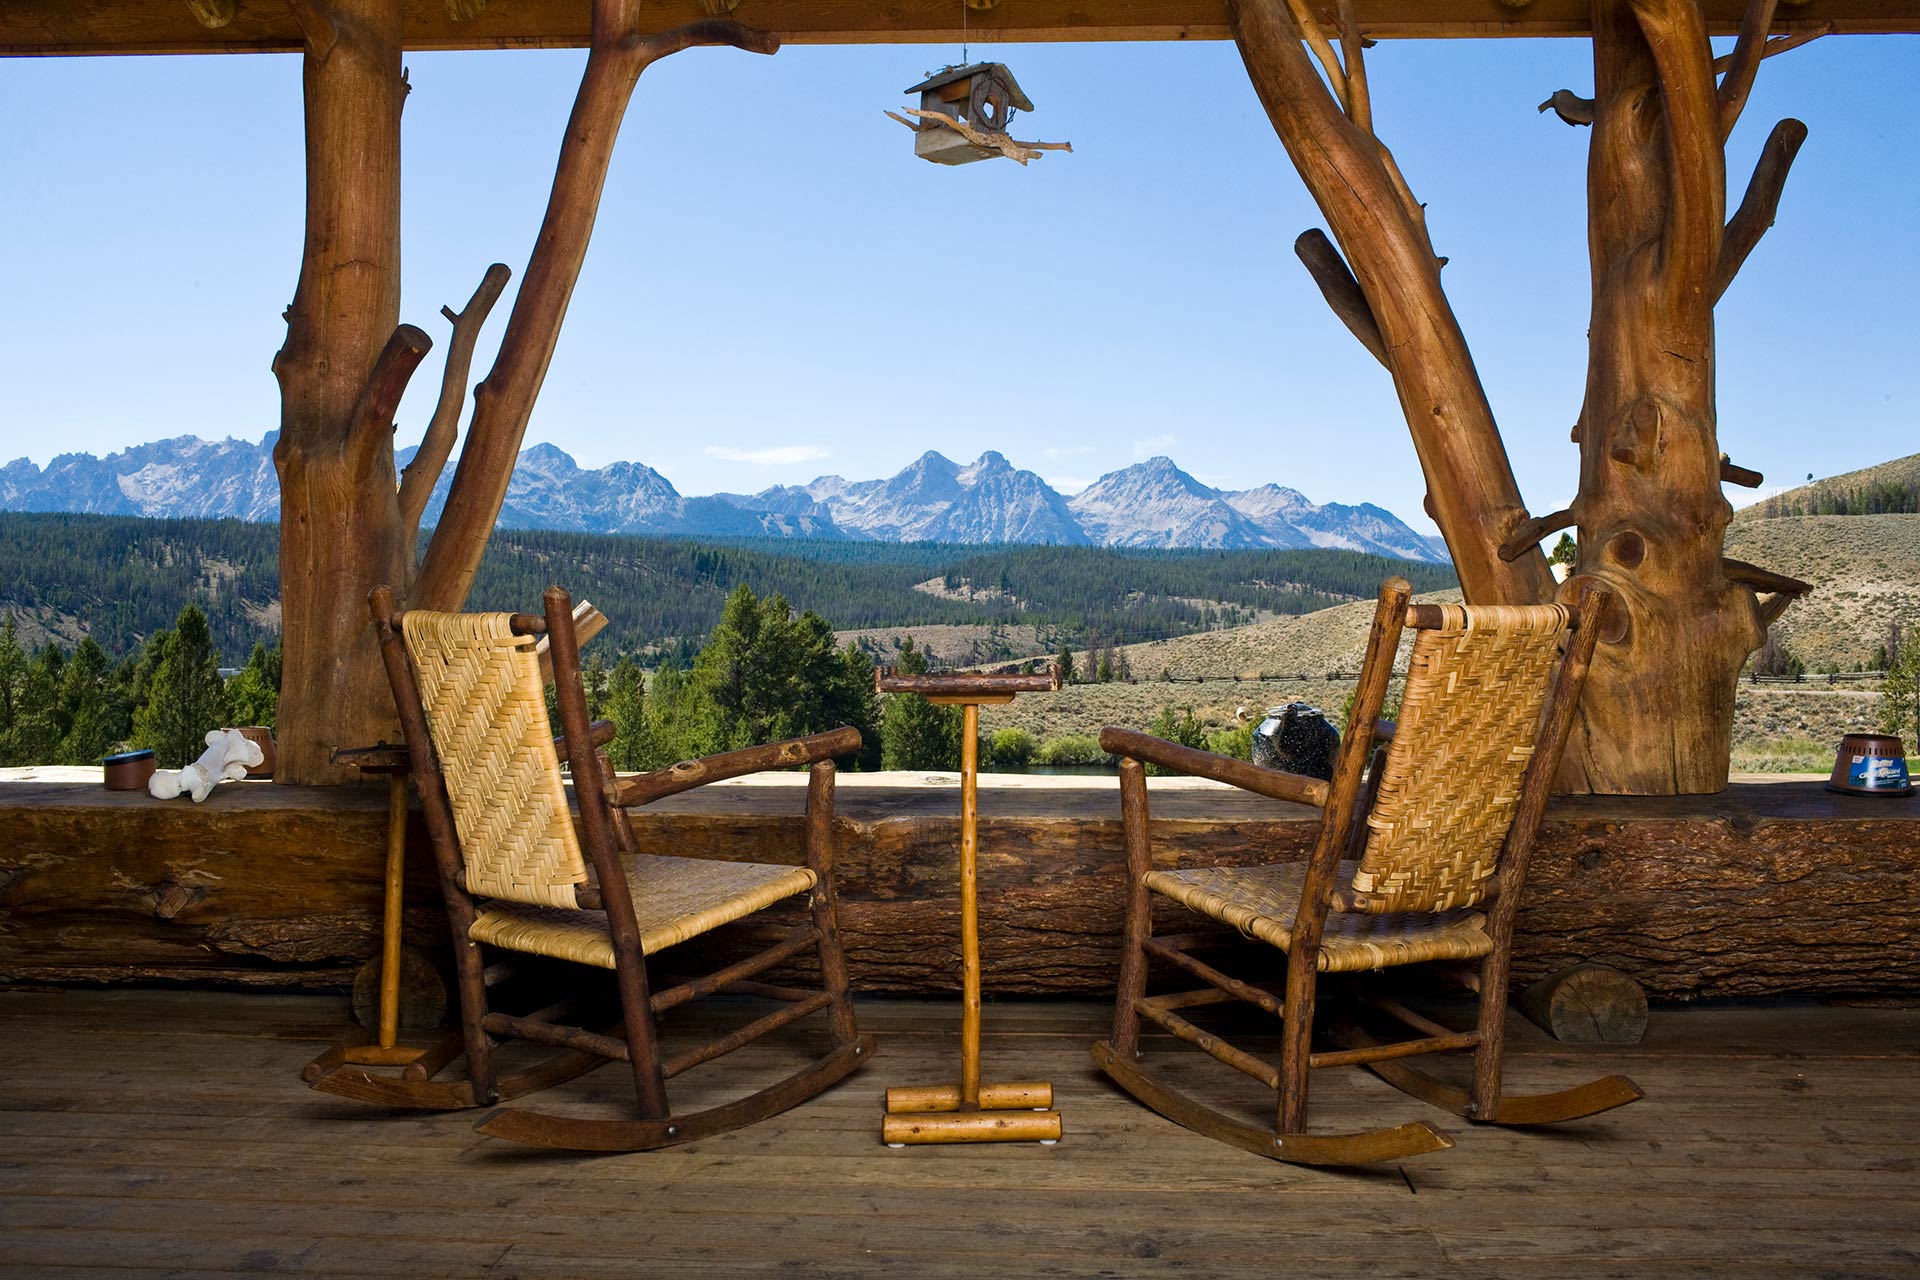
[876,669,1064,1147]
[301,745,432,1078]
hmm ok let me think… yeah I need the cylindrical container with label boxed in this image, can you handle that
[1826,734,1912,796]
[103,749,157,791]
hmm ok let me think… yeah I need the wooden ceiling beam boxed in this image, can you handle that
[4,0,1913,57]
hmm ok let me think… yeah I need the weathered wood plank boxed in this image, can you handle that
[3,776,1915,998]
[1,991,1918,1280]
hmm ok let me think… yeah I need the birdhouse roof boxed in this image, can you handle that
[902,62,1035,112]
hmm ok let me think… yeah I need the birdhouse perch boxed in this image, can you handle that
[886,62,1072,166]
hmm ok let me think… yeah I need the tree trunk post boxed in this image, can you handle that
[272,0,409,785]
[1557,0,1789,793]
[1232,0,1811,794]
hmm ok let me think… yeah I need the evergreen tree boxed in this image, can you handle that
[602,657,650,772]
[11,645,66,765]
[224,643,281,729]
[823,642,884,771]
[879,636,961,770]
[1878,621,1920,745]
[1549,532,1578,571]
[57,636,128,764]
[131,604,228,766]
[0,615,25,766]
[1057,642,1075,685]
[579,653,610,722]
[642,660,716,768]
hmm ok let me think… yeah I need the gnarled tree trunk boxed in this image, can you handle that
[1557,0,1802,791]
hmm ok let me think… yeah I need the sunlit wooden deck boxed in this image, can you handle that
[3,989,1917,1277]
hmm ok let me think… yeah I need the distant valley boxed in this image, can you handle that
[0,435,1448,563]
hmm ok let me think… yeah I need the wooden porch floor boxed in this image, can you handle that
[2,989,1917,1278]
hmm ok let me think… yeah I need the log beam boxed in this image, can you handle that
[4,0,1906,55]
[4,776,1916,1001]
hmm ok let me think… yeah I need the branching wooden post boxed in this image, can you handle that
[1229,0,1555,611]
[397,263,511,541]
[1238,0,1817,793]
[273,1,778,780]
[272,0,408,784]
[414,12,778,611]
[1553,0,1814,792]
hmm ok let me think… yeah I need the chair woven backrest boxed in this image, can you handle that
[1349,602,1571,913]
[400,610,587,910]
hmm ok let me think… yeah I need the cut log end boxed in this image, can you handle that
[351,945,449,1031]
[1517,963,1649,1044]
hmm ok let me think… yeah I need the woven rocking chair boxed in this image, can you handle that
[328,584,874,1151]
[1092,577,1643,1166]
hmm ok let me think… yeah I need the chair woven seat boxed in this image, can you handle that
[1143,861,1493,973]
[471,854,818,969]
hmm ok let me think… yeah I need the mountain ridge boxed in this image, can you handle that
[1,434,1447,562]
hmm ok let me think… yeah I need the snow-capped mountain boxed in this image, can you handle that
[1069,456,1283,549]
[417,443,840,539]
[0,434,279,521]
[781,450,1087,544]
[0,435,1446,562]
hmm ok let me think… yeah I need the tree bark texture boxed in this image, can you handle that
[271,0,409,785]
[5,778,1914,1000]
[1557,0,1777,793]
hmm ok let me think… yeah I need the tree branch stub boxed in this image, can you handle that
[398,262,511,534]
[1715,117,1807,304]
[347,324,432,478]
[1498,507,1578,563]
[1293,228,1389,368]
[414,10,779,612]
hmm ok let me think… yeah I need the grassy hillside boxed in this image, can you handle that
[1735,451,1920,520]
[1723,514,1920,669]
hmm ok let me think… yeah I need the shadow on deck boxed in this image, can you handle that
[2,988,1917,1277]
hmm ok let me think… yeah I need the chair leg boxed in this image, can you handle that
[450,934,498,1103]
[1276,948,1319,1135]
[1110,758,1153,1059]
[611,942,671,1119]
[806,762,859,1048]
[1469,951,1510,1121]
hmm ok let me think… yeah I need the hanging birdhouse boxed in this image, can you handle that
[886,62,1071,167]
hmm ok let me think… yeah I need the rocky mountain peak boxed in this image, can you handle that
[0,434,1446,561]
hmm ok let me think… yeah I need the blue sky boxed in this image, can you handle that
[1,33,1914,533]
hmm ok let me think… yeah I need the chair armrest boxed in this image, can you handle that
[608,726,864,807]
[563,720,617,761]
[1372,719,1396,742]
[1099,727,1330,809]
